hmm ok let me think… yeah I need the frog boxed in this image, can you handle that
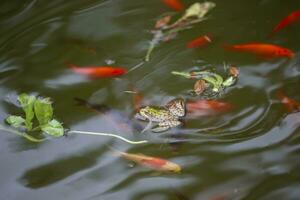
[135,98,185,133]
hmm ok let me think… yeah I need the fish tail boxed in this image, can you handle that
[64,61,77,69]
[204,34,213,42]
[107,145,125,157]
[221,44,236,51]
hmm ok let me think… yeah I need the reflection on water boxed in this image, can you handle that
[0,0,300,200]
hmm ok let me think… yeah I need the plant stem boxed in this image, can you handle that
[0,124,45,142]
[68,130,148,144]
[145,41,156,62]
[171,71,191,78]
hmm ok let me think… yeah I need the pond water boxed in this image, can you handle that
[1,0,300,199]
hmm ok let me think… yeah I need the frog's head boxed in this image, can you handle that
[139,106,153,118]
[166,98,185,117]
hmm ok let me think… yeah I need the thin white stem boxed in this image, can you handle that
[68,130,148,144]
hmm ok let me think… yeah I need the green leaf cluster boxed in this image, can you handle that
[6,93,64,138]
[172,70,237,93]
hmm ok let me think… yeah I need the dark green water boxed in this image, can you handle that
[1,0,300,199]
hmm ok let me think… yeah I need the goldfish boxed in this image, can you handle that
[186,100,233,117]
[66,62,127,78]
[186,35,212,49]
[115,149,181,173]
[269,10,300,37]
[223,43,295,58]
[277,91,300,113]
[161,0,184,11]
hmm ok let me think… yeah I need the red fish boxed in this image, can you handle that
[277,91,300,113]
[223,43,294,58]
[186,100,233,117]
[66,62,127,78]
[186,35,212,49]
[161,0,184,11]
[269,10,300,37]
[114,150,181,173]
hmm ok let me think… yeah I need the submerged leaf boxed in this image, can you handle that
[18,93,36,130]
[41,119,64,137]
[183,2,216,19]
[6,115,25,128]
[34,97,53,125]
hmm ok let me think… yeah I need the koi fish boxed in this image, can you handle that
[222,43,295,59]
[115,149,181,173]
[161,0,184,11]
[269,10,300,37]
[186,100,233,117]
[277,91,300,113]
[186,35,212,49]
[66,62,127,78]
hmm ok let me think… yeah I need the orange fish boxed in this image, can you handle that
[187,35,212,49]
[223,43,295,58]
[277,91,300,113]
[66,62,127,78]
[269,10,300,37]
[115,150,181,173]
[161,0,184,11]
[186,100,233,117]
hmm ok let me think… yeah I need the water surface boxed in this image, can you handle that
[0,0,300,199]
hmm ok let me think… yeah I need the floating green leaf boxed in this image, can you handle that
[41,119,64,137]
[34,97,53,125]
[18,93,36,130]
[6,115,25,128]
[222,76,236,87]
[172,68,237,94]
[4,93,65,142]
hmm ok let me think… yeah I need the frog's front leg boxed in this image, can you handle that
[141,120,153,133]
